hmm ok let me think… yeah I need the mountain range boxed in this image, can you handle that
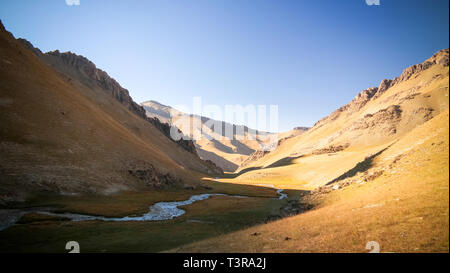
[141,100,308,171]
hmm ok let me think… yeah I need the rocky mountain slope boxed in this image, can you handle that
[0,21,221,204]
[17,38,202,156]
[142,100,308,171]
[172,110,449,253]
[170,49,449,253]
[222,49,449,189]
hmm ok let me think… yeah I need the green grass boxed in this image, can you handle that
[0,182,299,253]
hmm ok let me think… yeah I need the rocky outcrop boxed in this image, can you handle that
[147,117,198,155]
[313,87,379,127]
[373,79,393,99]
[346,87,379,113]
[410,107,434,123]
[128,165,180,188]
[201,159,224,175]
[18,41,149,120]
[393,49,449,84]
[312,144,350,155]
[16,38,43,57]
[47,50,147,117]
[313,48,448,131]
[240,150,270,168]
[378,79,393,93]
[352,105,403,135]
[265,199,313,222]
[293,126,310,131]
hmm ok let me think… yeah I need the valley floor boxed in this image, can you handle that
[0,113,448,253]
[0,180,304,252]
[169,111,449,253]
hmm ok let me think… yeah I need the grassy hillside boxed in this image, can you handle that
[0,21,217,203]
[170,110,449,253]
[167,49,449,253]
[231,49,449,190]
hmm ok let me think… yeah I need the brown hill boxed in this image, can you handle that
[0,21,220,204]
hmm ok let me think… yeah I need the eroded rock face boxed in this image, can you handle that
[201,159,224,175]
[313,87,379,128]
[18,38,146,119]
[146,118,224,175]
[411,107,434,123]
[49,50,148,119]
[312,144,350,155]
[16,38,43,56]
[352,105,403,135]
[347,87,379,113]
[240,150,270,168]
[147,117,198,155]
[128,165,180,188]
[393,48,449,84]
[373,79,393,99]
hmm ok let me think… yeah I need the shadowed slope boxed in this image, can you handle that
[0,21,219,203]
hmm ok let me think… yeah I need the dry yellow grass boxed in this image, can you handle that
[170,111,449,253]
[232,50,449,190]
[168,50,449,253]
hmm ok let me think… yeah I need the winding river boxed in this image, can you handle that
[257,184,288,200]
[38,193,248,222]
[0,187,288,231]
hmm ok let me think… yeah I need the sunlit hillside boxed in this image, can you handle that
[171,109,449,253]
[227,49,449,191]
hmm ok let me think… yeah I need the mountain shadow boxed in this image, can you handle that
[325,147,389,185]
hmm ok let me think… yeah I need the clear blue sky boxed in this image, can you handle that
[0,0,448,131]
